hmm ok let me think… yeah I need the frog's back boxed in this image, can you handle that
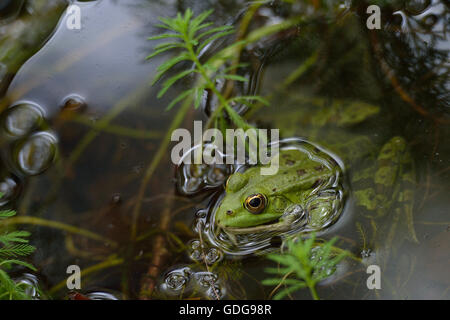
[242,149,337,195]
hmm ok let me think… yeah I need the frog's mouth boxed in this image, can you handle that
[217,215,294,235]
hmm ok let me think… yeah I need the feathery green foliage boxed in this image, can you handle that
[0,194,37,300]
[147,8,268,128]
[262,234,347,300]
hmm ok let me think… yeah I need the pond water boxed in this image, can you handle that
[0,0,448,300]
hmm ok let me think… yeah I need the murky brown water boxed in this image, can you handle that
[0,0,448,300]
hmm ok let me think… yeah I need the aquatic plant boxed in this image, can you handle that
[262,234,347,300]
[0,194,36,300]
[146,8,269,129]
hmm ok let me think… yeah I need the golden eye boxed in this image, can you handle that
[244,193,267,214]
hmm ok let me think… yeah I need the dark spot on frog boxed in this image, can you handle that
[272,188,277,192]
[315,165,324,171]
[285,159,295,166]
[226,210,234,215]
[297,169,306,176]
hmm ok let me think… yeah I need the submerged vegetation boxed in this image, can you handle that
[263,234,348,300]
[0,0,447,301]
[0,194,36,300]
[147,8,269,131]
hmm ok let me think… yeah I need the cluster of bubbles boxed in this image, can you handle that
[188,239,223,265]
[0,102,58,206]
[176,157,232,196]
[387,0,441,32]
[160,266,226,300]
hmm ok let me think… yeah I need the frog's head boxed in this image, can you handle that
[215,172,288,229]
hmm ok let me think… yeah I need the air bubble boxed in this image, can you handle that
[2,103,45,138]
[161,267,193,294]
[13,273,41,300]
[14,131,58,176]
[194,272,218,288]
[404,0,431,16]
[0,175,21,206]
[61,94,87,112]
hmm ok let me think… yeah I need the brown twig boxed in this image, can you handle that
[139,196,173,299]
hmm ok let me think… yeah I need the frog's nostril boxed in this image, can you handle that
[226,210,233,215]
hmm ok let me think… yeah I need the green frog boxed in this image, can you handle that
[255,93,419,258]
[352,135,418,264]
[215,147,344,235]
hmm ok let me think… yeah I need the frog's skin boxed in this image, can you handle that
[215,148,341,234]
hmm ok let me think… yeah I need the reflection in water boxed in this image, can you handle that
[0,0,447,300]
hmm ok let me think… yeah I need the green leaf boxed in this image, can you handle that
[261,278,303,286]
[0,210,16,219]
[146,47,175,60]
[231,95,270,106]
[264,267,294,275]
[147,33,182,40]
[215,74,248,82]
[273,282,308,300]
[224,104,252,130]
[158,69,196,98]
[221,63,248,74]
[189,9,213,31]
[196,25,234,42]
[204,39,247,64]
[189,22,213,39]
[153,41,185,51]
[0,231,31,246]
[152,53,191,85]
[194,87,204,109]
[166,89,195,110]
[197,30,235,53]
[0,259,36,271]
[0,244,35,258]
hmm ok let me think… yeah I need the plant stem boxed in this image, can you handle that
[309,284,319,300]
[1,216,117,247]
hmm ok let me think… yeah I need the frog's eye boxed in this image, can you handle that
[244,193,267,214]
